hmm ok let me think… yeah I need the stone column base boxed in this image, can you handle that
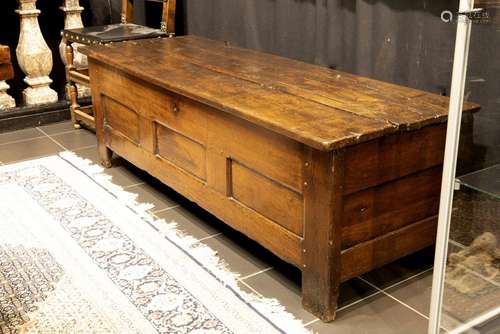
[0,81,15,109]
[23,85,58,106]
[23,75,58,106]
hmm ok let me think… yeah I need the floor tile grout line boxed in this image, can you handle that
[0,134,47,147]
[304,269,426,329]
[358,276,431,321]
[239,267,274,281]
[37,128,68,151]
[3,137,68,165]
[45,128,82,137]
[337,290,382,313]
[8,156,52,165]
[123,182,146,189]
[238,279,264,298]
[304,289,383,328]
[145,213,222,244]
[302,319,319,327]
[151,204,181,214]
[70,144,98,152]
[378,267,433,292]
[194,233,223,243]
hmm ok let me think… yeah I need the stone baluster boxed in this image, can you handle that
[16,0,58,106]
[0,44,15,109]
[0,81,15,110]
[59,0,90,98]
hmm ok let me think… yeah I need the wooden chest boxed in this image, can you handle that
[84,36,479,322]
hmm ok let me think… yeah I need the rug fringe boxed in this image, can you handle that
[59,151,312,334]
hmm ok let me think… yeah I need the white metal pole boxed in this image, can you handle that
[428,0,474,333]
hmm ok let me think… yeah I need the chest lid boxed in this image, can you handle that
[84,35,479,151]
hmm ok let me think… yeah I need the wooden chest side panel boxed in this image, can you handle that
[96,65,173,120]
[342,166,441,249]
[104,129,303,266]
[102,96,140,145]
[97,64,208,144]
[155,122,207,180]
[231,161,304,236]
[93,64,306,265]
[344,123,446,195]
[340,216,438,282]
[207,112,304,193]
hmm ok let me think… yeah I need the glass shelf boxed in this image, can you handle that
[457,164,500,200]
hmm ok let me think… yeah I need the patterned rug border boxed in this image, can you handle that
[57,151,311,334]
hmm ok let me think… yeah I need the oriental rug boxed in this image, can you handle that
[0,153,309,334]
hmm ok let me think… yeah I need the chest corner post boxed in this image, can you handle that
[301,147,345,322]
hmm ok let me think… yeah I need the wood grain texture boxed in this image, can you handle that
[162,0,176,34]
[122,0,134,22]
[302,149,344,322]
[231,161,303,236]
[87,38,456,321]
[156,36,469,128]
[105,128,303,266]
[344,123,446,194]
[102,96,140,144]
[156,123,207,180]
[342,166,441,249]
[0,45,11,65]
[85,36,479,151]
[206,110,305,193]
[0,64,14,81]
[97,64,208,144]
[340,216,438,282]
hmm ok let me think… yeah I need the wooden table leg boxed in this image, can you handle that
[301,148,344,322]
[64,42,81,129]
[99,145,113,168]
[89,64,113,168]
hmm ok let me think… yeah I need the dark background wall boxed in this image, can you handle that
[0,0,498,172]
[166,0,500,173]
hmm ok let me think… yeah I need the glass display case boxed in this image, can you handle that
[429,0,500,333]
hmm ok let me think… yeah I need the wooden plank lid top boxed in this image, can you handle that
[84,35,479,151]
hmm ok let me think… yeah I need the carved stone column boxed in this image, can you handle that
[0,81,15,109]
[16,0,58,106]
[59,0,90,98]
[0,44,16,109]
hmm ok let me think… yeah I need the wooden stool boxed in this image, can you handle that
[62,0,176,129]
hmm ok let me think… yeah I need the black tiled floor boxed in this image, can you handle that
[74,146,147,188]
[0,136,62,163]
[308,293,429,334]
[155,206,223,242]
[51,130,97,150]
[385,269,433,316]
[37,121,78,135]
[201,234,275,277]
[0,121,442,333]
[0,127,44,144]
[126,183,180,213]
[361,247,435,290]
